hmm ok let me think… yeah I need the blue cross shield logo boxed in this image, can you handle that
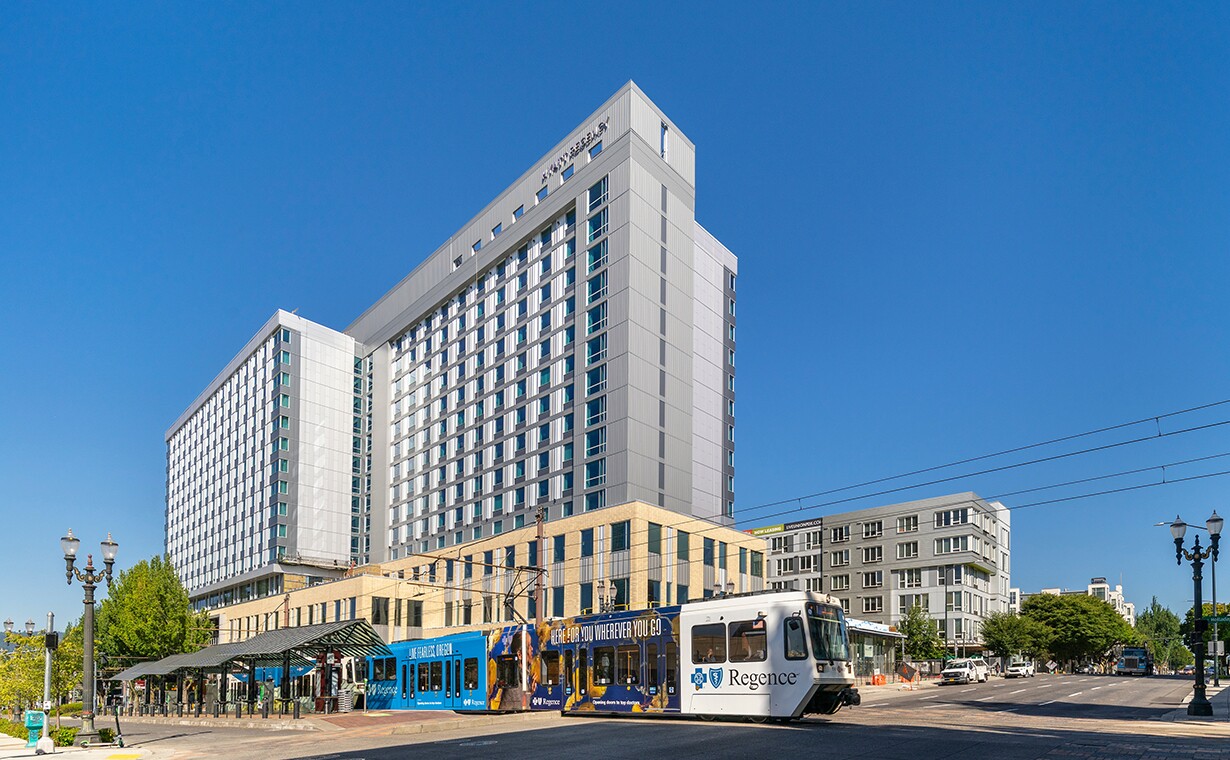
[708,667,723,688]
[691,668,707,690]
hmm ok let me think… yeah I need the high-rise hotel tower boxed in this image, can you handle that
[166,83,738,608]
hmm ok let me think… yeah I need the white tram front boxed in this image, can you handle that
[678,591,859,719]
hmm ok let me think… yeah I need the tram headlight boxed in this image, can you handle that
[816,662,825,673]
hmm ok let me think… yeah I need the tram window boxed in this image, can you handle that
[665,642,678,696]
[784,616,808,660]
[417,663,430,692]
[455,660,462,696]
[464,658,479,690]
[371,659,382,682]
[430,661,443,691]
[445,657,452,695]
[691,624,727,663]
[646,643,659,690]
[617,645,640,685]
[402,664,409,699]
[563,650,574,691]
[542,651,561,686]
[593,646,615,685]
[579,648,589,694]
[729,619,768,662]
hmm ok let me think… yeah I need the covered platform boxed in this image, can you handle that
[110,620,390,717]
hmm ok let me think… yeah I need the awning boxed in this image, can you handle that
[109,619,390,681]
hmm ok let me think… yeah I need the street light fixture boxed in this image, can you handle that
[597,579,618,613]
[24,619,34,636]
[61,529,118,744]
[3,619,12,634]
[1171,514,1220,716]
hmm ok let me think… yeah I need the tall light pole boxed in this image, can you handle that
[1171,514,1221,717]
[61,529,118,744]
[1211,511,1223,687]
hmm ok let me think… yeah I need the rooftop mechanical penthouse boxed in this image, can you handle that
[166,83,739,609]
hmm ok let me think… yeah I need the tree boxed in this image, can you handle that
[1136,596,1189,673]
[979,611,1049,659]
[0,632,45,711]
[900,604,945,660]
[96,555,210,665]
[1021,593,1136,664]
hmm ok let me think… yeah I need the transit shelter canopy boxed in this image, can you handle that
[111,619,391,681]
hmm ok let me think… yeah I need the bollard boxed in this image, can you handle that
[177,702,183,717]
[235,702,242,720]
[195,701,202,718]
[261,700,269,720]
[292,701,300,720]
[212,701,220,719]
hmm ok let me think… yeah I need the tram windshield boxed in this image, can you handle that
[806,603,849,662]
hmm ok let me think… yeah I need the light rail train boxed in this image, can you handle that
[366,590,859,720]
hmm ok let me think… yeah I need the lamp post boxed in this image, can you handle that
[597,579,617,613]
[1171,514,1221,717]
[61,529,118,743]
[1210,511,1223,687]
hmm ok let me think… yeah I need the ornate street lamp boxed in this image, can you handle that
[597,579,618,613]
[3,619,12,634]
[61,529,118,744]
[1171,514,1221,716]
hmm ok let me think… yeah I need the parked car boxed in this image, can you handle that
[940,661,977,685]
[1181,665,1196,675]
[1005,661,1035,678]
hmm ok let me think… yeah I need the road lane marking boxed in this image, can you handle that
[919,695,938,700]
[863,703,883,708]
[1040,699,1058,706]
[960,688,976,692]
[1037,684,1052,688]
[976,696,995,702]
[1067,692,1083,697]
[1009,689,1026,695]
[1091,686,1102,690]
[922,704,946,709]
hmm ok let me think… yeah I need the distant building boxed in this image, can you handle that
[749,492,1013,649]
[1023,577,1136,626]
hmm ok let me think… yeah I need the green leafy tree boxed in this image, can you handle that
[979,611,1050,659]
[96,555,210,663]
[900,604,945,660]
[50,625,83,722]
[0,633,45,710]
[1136,596,1191,673]
[1021,593,1136,664]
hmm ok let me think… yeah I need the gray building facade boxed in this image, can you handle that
[752,493,1012,647]
[167,82,738,604]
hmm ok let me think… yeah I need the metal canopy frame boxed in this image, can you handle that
[109,619,391,682]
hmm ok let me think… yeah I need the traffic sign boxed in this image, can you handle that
[1207,616,1230,623]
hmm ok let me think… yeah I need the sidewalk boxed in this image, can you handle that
[0,732,151,760]
[1156,683,1230,722]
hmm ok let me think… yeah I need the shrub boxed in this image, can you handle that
[0,718,27,741]
[98,727,114,743]
[54,702,83,717]
[51,726,78,747]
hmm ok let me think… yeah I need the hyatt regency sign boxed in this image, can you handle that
[541,118,609,183]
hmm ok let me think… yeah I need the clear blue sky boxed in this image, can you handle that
[2,2,1227,629]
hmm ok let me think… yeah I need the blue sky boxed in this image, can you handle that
[1,2,1227,628]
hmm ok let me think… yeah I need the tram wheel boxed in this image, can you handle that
[748,716,769,724]
[699,714,716,721]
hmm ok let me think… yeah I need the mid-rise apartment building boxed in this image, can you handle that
[751,493,1012,646]
[1020,577,1136,626]
[167,82,738,608]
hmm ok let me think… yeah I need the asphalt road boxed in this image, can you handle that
[114,675,1230,760]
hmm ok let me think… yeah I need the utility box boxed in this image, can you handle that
[23,710,44,748]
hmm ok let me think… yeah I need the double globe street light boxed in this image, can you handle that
[3,619,36,636]
[60,529,118,744]
[1170,512,1223,717]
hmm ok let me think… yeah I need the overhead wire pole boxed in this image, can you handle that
[535,503,546,628]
